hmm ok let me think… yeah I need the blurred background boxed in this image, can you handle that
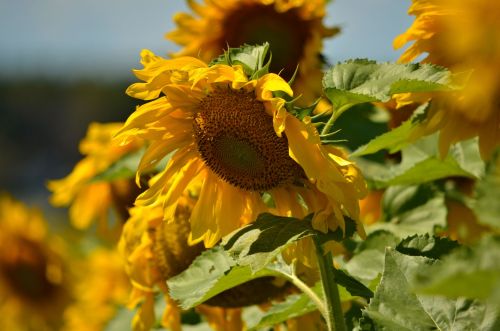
[0,0,412,207]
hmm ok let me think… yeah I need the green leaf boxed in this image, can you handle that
[415,235,500,302]
[223,213,356,272]
[333,269,373,299]
[246,280,359,331]
[168,246,280,309]
[91,147,145,182]
[369,184,447,238]
[322,60,458,110]
[209,43,270,79]
[396,234,460,259]
[352,103,428,157]
[472,150,500,230]
[90,146,172,183]
[364,135,484,188]
[344,231,400,285]
[364,249,500,331]
[168,246,305,310]
[246,283,322,331]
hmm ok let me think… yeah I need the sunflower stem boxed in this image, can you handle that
[313,236,347,331]
[320,104,353,136]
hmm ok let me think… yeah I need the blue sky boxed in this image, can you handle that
[0,0,413,81]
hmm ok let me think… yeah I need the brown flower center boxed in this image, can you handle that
[219,4,311,80]
[193,88,302,191]
[152,203,204,280]
[0,236,60,304]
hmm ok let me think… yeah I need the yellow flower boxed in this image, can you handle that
[118,50,367,248]
[0,195,72,331]
[48,122,144,239]
[120,191,276,331]
[394,0,500,158]
[119,193,203,331]
[166,0,338,104]
[62,248,130,331]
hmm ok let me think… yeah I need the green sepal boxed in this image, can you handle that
[286,98,320,121]
[209,43,271,79]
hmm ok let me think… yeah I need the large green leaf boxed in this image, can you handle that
[246,283,322,331]
[369,184,447,238]
[352,103,428,157]
[363,135,484,189]
[247,281,360,331]
[322,60,458,110]
[167,246,280,309]
[415,235,500,302]
[343,231,400,286]
[169,213,365,313]
[364,249,500,331]
[223,213,356,272]
[222,213,372,302]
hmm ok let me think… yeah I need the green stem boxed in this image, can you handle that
[313,236,347,331]
[321,104,353,136]
[278,271,328,318]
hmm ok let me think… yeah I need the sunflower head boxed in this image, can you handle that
[0,195,72,330]
[192,85,305,191]
[120,185,292,330]
[394,0,500,158]
[166,0,338,103]
[118,46,366,251]
[119,189,206,331]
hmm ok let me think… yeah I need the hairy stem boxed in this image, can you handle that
[313,236,347,331]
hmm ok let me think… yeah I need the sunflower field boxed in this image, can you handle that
[1,0,500,330]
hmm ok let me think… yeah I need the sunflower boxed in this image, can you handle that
[0,195,73,331]
[120,190,258,331]
[61,248,130,331]
[166,0,338,105]
[119,192,202,331]
[117,50,367,249]
[48,122,144,239]
[394,0,500,158]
